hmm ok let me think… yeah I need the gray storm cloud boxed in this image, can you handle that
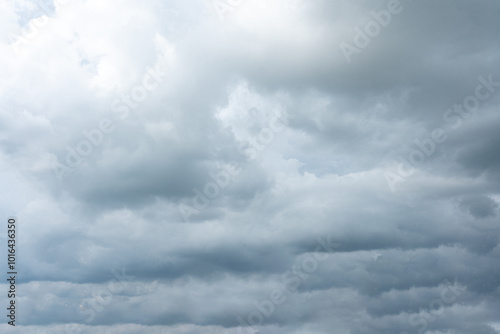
[0,0,499,333]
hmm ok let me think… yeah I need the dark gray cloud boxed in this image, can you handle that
[458,195,498,219]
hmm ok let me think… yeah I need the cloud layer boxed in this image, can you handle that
[1,0,499,333]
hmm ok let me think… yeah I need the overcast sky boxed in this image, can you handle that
[1,0,500,333]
